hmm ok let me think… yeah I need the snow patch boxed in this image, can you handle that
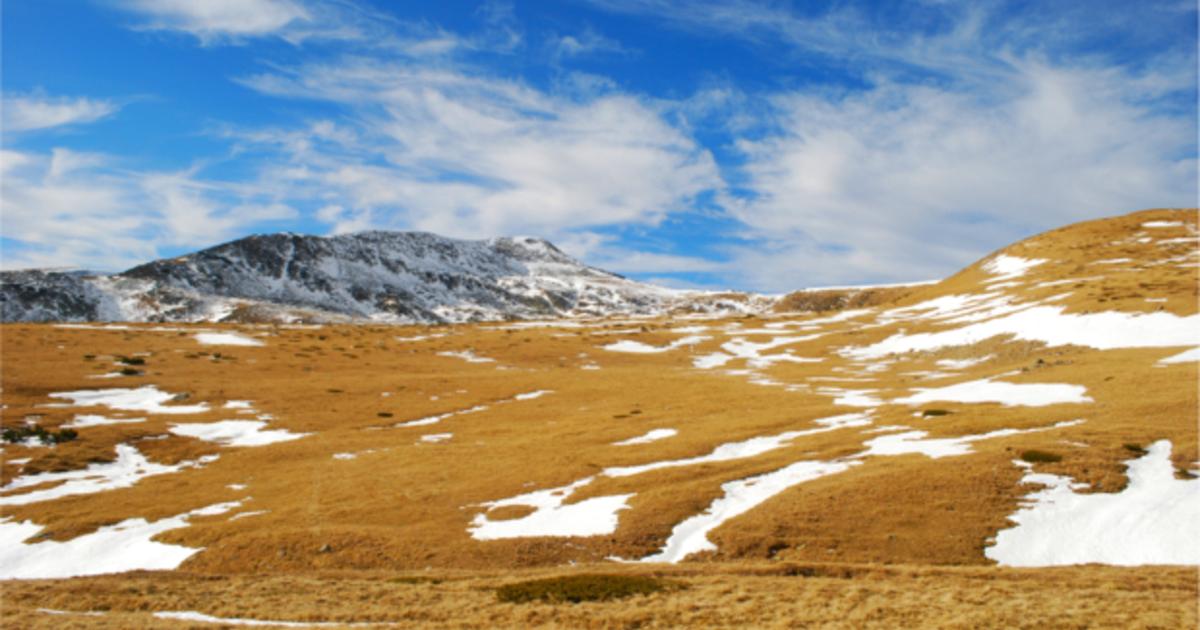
[845,306,1200,359]
[603,335,708,353]
[693,352,735,369]
[194,332,264,347]
[986,440,1200,566]
[604,413,872,479]
[935,356,992,370]
[437,350,495,363]
[861,420,1084,459]
[62,414,146,429]
[469,478,632,540]
[393,405,487,428]
[0,444,204,506]
[0,501,240,579]
[640,459,859,563]
[983,255,1045,282]
[169,420,308,447]
[816,388,883,408]
[152,610,346,627]
[469,413,871,540]
[48,386,210,415]
[1158,348,1200,365]
[894,378,1092,407]
[613,428,678,446]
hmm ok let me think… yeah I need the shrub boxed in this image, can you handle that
[922,409,950,417]
[495,574,674,604]
[1020,450,1062,464]
[117,356,145,365]
[120,367,142,376]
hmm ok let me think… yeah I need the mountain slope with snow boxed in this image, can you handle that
[1,232,766,324]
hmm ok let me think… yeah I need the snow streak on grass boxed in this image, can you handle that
[893,378,1092,407]
[0,444,211,506]
[194,332,265,347]
[169,420,309,447]
[48,386,210,414]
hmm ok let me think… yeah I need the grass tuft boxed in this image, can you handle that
[2,424,78,445]
[922,409,951,417]
[1020,450,1062,464]
[495,574,675,604]
[1123,443,1147,456]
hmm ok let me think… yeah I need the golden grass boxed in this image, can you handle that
[1,563,1195,629]
[0,208,1196,626]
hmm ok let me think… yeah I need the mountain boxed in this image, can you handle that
[0,232,768,324]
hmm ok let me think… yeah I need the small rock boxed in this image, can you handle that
[318,544,333,554]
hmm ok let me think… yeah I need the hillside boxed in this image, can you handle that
[0,232,769,324]
[0,208,1196,627]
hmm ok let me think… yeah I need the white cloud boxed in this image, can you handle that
[549,28,628,59]
[3,94,119,133]
[235,59,722,243]
[0,149,296,271]
[114,0,310,42]
[721,60,1197,290]
[1,150,154,270]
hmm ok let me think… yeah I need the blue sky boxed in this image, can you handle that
[2,0,1196,291]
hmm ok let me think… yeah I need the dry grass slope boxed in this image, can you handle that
[0,208,1196,627]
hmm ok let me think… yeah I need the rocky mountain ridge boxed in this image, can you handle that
[0,231,770,324]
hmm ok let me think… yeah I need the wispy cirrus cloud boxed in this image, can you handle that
[107,0,412,46]
[548,28,629,60]
[718,58,1197,290]
[0,148,296,271]
[232,58,722,244]
[581,0,1197,290]
[113,0,310,42]
[2,93,121,133]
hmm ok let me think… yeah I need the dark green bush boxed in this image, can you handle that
[1020,450,1062,464]
[496,574,674,604]
[117,356,145,365]
[921,409,951,417]
[119,367,142,376]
